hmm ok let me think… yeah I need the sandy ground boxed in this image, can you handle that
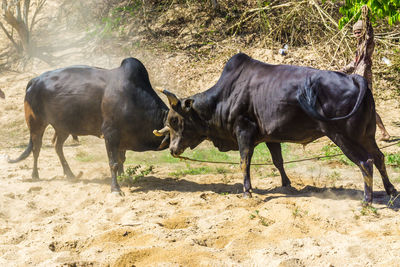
[1,2,400,266]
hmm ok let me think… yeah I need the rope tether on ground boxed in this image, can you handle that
[175,140,400,166]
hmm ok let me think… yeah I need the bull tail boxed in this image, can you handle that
[296,75,367,121]
[8,136,33,163]
[8,79,37,163]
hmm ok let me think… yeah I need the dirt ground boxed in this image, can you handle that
[1,1,400,266]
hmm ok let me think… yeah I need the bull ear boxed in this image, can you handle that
[162,90,181,110]
[181,98,194,113]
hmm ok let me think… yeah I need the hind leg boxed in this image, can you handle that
[329,134,374,204]
[376,112,390,141]
[31,126,46,179]
[24,100,47,179]
[54,131,76,179]
[364,138,397,196]
[266,142,291,187]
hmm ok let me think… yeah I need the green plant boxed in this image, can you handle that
[385,152,400,167]
[117,165,154,187]
[292,206,308,218]
[327,171,341,186]
[94,1,143,39]
[359,203,379,216]
[387,192,400,207]
[325,0,400,28]
[216,167,228,174]
[268,168,280,177]
[250,210,273,226]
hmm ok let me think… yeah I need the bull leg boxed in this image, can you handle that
[27,116,47,180]
[72,135,79,143]
[266,142,291,187]
[376,112,390,141]
[236,123,256,198]
[103,126,122,194]
[54,131,75,179]
[329,135,374,204]
[31,130,45,179]
[117,150,126,176]
[364,139,397,196]
[239,144,254,198]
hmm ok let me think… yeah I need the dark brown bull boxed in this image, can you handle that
[156,53,397,204]
[9,58,169,194]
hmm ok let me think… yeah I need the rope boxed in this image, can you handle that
[174,140,400,166]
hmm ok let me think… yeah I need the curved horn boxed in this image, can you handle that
[153,126,170,136]
[162,90,180,107]
[157,134,170,150]
[154,86,164,93]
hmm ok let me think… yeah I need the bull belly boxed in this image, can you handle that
[51,121,102,137]
[119,135,161,152]
[260,127,324,144]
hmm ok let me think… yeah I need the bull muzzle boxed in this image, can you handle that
[153,126,170,137]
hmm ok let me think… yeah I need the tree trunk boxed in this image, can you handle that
[4,8,30,53]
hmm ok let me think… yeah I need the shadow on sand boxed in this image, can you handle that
[22,173,400,210]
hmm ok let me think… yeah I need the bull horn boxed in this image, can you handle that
[154,86,164,93]
[162,90,180,107]
[153,126,170,136]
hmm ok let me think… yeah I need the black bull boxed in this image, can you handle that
[156,53,397,204]
[9,58,169,193]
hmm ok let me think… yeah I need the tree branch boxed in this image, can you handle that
[24,0,30,28]
[4,7,29,51]
[16,0,22,21]
[29,0,45,33]
[0,20,20,50]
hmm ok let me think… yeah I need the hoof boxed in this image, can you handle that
[66,171,83,180]
[66,174,76,180]
[282,185,297,193]
[361,200,372,207]
[243,191,252,198]
[389,188,398,197]
[111,189,125,197]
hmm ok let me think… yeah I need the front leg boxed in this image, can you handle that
[235,119,256,198]
[117,150,126,176]
[103,124,123,194]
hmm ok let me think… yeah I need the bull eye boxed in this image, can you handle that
[169,117,179,129]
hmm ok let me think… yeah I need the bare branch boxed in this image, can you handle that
[29,0,45,33]
[3,6,30,52]
[2,0,7,12]
[0,20,20,50]
[24,0,30,28]
[16,0,22,21]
